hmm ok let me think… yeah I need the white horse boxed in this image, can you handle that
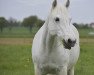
[32,0,80,75]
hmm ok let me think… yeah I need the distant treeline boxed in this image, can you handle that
[73,23,91,29]
[0,16,92,32]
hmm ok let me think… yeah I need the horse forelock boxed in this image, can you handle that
[51,3,69,16]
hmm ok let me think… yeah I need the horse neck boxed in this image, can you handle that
[46,31,55,51]
[42,20,56,52]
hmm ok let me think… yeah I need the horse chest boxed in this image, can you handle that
[36,48,69,74]
[39,48,68,66]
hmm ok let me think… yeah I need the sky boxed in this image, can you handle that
[0,0,94,23]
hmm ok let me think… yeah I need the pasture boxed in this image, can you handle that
[0,27,94,75]
[0,27,39,38]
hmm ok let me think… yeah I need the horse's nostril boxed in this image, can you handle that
[63,39,76,49]
[55,17,60,22]
[68,39,72,43]
[68,39,76,47]
[68,39,76,43]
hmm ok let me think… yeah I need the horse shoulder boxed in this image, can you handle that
[32,24,46,60]
[68,24,80,69]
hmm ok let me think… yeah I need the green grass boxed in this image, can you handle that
[0,27,39,38]
[0,45,34,75]
[78,28,94,38]
[75,41,94,75]
[0,40,94,75]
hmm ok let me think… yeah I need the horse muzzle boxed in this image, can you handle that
[63,39,76,50]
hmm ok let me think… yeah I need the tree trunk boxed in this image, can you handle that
[29,25,33,32]
[0,27,3,32]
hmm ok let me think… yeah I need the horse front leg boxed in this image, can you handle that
[58,66,67,75]
[68,67,74,75]
[34,65,42,75]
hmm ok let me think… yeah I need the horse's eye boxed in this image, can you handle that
[55,17,60,22]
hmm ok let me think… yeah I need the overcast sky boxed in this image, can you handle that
[0,0,94,23]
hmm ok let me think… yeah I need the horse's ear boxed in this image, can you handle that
[52,0,57,9]
[64,0,70,8]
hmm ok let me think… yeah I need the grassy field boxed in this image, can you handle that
[0,38,94,75]
[78,28,94,38]
[0,27,94,75]
[0,27,39,38]
[75,38,94,75]
[0,45,34,75]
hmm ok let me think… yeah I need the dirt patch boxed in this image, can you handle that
[0,38,94,45]
[80,38,94,43]
[0,38,33,45]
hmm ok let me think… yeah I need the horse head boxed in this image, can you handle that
[47,0,76,49]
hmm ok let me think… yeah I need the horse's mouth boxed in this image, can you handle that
[63,39,76,50]
[63,41,71,49]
